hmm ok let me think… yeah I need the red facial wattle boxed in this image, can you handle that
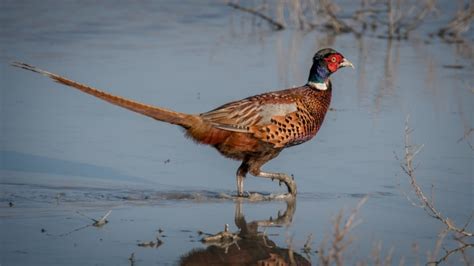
[324,54,343,72]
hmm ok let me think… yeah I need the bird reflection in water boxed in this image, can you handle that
[180,200,310,266]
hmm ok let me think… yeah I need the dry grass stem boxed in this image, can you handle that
[318,196,368,266]
[285,231,297,266]
[369,242,395,266]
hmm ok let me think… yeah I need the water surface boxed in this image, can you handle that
[1,1,473,265]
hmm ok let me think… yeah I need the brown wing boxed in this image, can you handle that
[201,89,317,148]
[251,105,317,148]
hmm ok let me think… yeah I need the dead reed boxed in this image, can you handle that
[226,0,471,42]
[318,196,368,266]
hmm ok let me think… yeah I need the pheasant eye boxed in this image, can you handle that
[331,56,337,63]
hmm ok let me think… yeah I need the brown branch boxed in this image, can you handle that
[457,127,474,150]
[428,228,449,264]
[426,242,474,265]
[227,1,285,30]
[399,115,473,237]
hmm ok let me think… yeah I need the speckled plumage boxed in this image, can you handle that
[12,48,353,197]
[201,83,332,149]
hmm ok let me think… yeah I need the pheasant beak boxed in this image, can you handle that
[339,58,355,69]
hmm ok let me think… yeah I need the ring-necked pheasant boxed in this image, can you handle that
[12,48,353,197]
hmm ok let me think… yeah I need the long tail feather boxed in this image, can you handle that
[11,62,197,127]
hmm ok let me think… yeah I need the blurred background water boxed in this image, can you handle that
[1,0,473,265]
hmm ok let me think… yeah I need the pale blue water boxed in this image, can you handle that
[1,1,473,265]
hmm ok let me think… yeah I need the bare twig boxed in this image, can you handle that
[457,127,474,150]
[399,116,473,237]
[303,233,313,254]
[457,128,474,143]
[202,224,240,243]
[369,241,395,266]
[94,210,112,227]
[45,210,112,237]
[284,231,297,266]
[427,228,448,264]
[137,237,163,248]
[426,242,474,265]
[227,1,285,30]
[75,210,112,227]
[437,1,474,43]
[137,230,164,248]
[384,246,394,265]
[201,224,240,253]
[400,0,436,38]
[128,252,135,266]
[398,115,474,265]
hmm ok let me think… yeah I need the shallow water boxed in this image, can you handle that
[1,1,473,265]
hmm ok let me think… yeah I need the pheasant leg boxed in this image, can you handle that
[256,171,297,196]
[236,161,249,196]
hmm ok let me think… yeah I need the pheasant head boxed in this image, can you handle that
[307,48,354,90]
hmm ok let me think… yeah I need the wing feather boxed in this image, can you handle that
[201,89,318,147]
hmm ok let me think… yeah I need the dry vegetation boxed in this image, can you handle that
[399,116,473,238]
[227,0,473,42]
[283,115,473,265]
[318,196,368,266]
[398,116,473,265]
[436,1,474,43]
